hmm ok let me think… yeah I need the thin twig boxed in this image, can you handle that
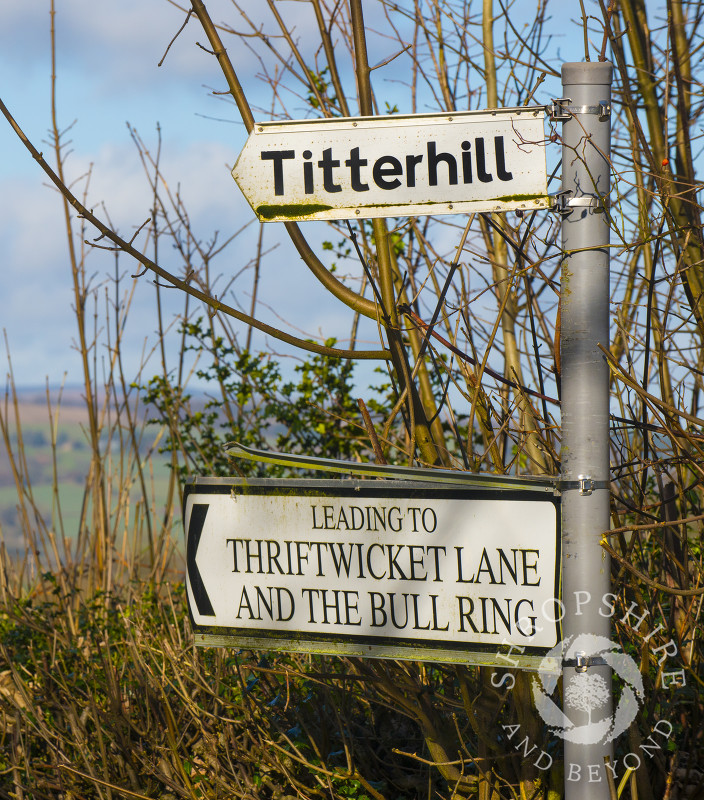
[357,398,387,464]
[400,304,559,405]
[158,9,193,67]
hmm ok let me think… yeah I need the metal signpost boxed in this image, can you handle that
[232,108,548,221]
[555,62,613,797]
[189,66,614,796]
[184,477,561,672]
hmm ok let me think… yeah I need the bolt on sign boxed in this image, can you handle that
[184,478,561,672]
[232,108,549,222]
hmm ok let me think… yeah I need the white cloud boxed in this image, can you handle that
[0,118,364,387]
[0,0,324,103]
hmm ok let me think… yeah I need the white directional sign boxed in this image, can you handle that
[232,108,548,222]
[184,478,561,671]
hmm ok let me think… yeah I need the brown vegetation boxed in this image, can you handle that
[1,1,703,798]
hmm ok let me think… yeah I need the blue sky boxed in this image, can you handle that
[0,1,583,389]
[0,0,260,387]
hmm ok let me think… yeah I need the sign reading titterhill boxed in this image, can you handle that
[232,108,548,222]
[184,478,561,671]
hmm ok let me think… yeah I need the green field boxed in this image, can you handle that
[0,399,176,554]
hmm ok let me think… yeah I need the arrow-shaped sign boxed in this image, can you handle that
[182,478,561,672]
[232,108,548,222]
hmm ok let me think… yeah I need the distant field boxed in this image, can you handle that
[7,398,89,425]
[1,396,175,554]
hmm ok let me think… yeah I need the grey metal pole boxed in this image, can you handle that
[559,62,613,796]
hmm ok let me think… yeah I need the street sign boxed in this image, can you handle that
[184,478,561,671]
[232,108,548,222]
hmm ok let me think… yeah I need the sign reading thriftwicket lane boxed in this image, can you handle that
[232,108,548,222]
[184,478,561,671]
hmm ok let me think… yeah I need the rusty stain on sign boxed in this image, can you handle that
[232,108,549,222]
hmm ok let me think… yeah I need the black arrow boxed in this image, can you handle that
[186,503,215,617]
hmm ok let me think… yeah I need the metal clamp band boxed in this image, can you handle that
[568,197,605,208]
[556,475,610,496]
[551,190,609,216]
[549,98,611,121]
[563,653,608,672]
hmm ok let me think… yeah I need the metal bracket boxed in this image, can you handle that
[550,189,572,214]
[578,475,595,496]
[563,652,608,672]
[548,98,611,122]
[548,98,573,122]
[550,190,609,216]
[556,475,610,495]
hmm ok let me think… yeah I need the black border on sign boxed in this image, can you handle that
[182,477,561,663]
